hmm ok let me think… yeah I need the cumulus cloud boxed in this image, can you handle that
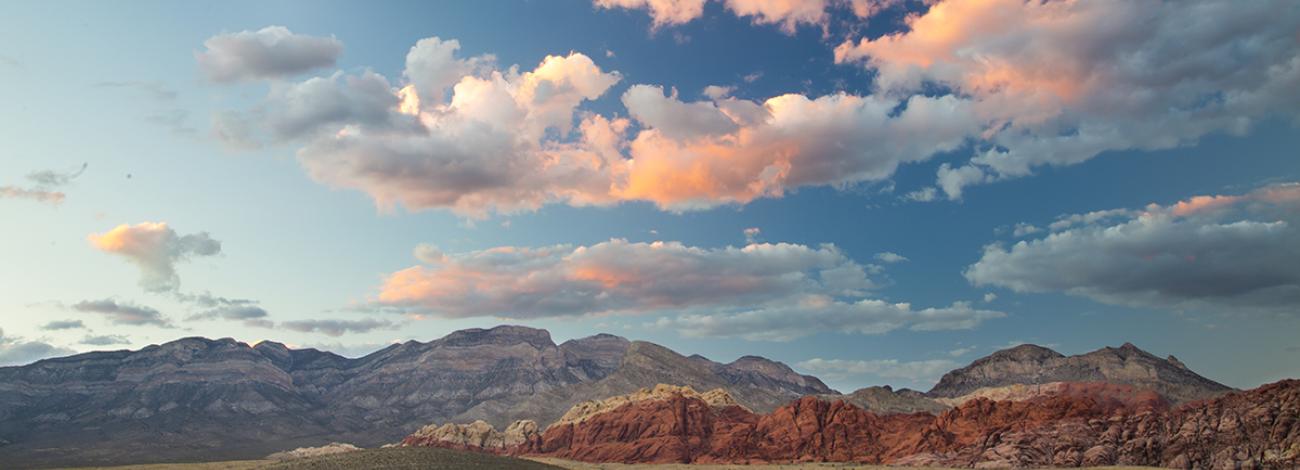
[967,183,1300,314]
[593,0,893,31]
[874,251,907,263]
[280,319,396,337]
[0,328,76,366]
[81,334,131,346]
[196,26,342,82]
[796,357,960,384]
[593,0,708,28]
[71,298,172,327]
[277,47,625,216]
[836,0,1300,199]
[218,34,982,217]
[377,238,1001,339]
[40,320,85,331]
[1,163,87,205]
[88,222,221,292]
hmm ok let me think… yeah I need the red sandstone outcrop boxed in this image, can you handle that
[404,380,1300,469]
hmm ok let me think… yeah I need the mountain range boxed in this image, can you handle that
[0,324,1236,468]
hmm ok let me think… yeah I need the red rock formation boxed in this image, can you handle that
[404,380,1300,469]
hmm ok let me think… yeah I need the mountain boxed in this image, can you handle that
[928,343,1234,403]
[406,380,1300,469]
[0,325,828,468]
[823,385,949,414]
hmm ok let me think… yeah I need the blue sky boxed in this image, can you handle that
[2,0,1298,392]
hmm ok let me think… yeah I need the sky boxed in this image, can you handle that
[1,0,1298,393]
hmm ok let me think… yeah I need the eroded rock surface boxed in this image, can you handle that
[405,380,1300,469]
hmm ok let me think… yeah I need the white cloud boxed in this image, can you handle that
[835,0,1300,199]
[967,183,1300,314]
[1011,223,1041,238]
[874,251,907,263]
[88,222,221,292]
[592,0,708,28]
[196,26,342,82]
[592,0,901,32]
[948,346,977,357]
[215,33,987,217]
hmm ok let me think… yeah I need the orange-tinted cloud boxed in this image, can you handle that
[372,238,1002,340]
[88,222,221,292]
[837,0,1300,199]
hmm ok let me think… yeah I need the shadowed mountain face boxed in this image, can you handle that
[0,325,829,468]
[0,330,1237,468]
[927,343,1234,403]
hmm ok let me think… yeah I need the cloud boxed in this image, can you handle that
[187,304,269,321]
[614,89,978,211]
[967,183,1300,314]
[196,26,342,82]
[40,320,85,331]
[377,238,1001,339]
[278,48,624,217]
[1011,223,1041,238]
[81,334,131,346]
[743,227,761,243]
[213,70,405,147]
[88,222,221,292]
[592,0,893,32]
[71,298,171,327]
[982,292,997,303]
[1,163,87,205]
[0,186,66,204]
[593,0,708,28]
[379,239,874,318]
[657,299,1004,341]
[0,328,75,367]
[874,251,907,263]
[280,319,396,337]
[219,34,982,217]
[835,0,1300,199]
[796,357,960,384]
[948,346,977,357]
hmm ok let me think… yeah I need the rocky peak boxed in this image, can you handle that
[987,343,1065,362]
[1167,355,1188,369]
[721,355,835,394]
[559,333,630,380]
[439,325,556,348]
[930,342,1232,403]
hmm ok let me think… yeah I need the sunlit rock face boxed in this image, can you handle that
[406,379,1300,469]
